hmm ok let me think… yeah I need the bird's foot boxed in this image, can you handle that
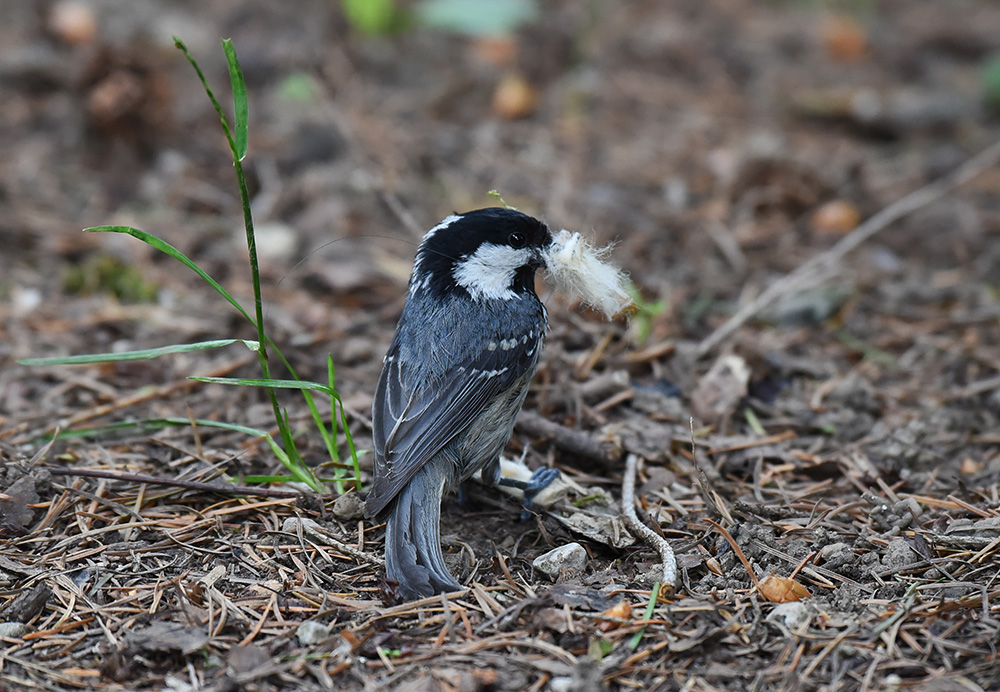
[499,466,560,520]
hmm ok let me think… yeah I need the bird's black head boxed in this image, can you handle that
[409,208,552,301]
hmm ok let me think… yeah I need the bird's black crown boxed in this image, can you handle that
[411,208,552,299]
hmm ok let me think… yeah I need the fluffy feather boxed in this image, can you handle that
[543,230,633,319]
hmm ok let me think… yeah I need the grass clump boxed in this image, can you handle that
[22,38,360,495]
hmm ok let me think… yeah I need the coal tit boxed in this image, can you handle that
[365,207,556,600]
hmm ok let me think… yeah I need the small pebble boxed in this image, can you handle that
[0,623,30,639]
[533,543,587,579]
[332,492,366,521]
[767,601,808,629]
[296,620,330,646]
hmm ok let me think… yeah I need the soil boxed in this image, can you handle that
[2,1,1000,691]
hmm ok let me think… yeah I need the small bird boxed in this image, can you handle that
[365,208,557,601]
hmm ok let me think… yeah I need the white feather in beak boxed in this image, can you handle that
[542,230,633,319]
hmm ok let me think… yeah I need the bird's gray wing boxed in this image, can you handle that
[365,332,539,517]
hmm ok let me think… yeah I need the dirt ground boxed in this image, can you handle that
[2,1,1000,690]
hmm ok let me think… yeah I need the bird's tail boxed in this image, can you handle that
[384,457,462,600]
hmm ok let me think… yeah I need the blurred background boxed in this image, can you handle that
[2,0,999,434]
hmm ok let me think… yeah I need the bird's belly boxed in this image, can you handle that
[454,373,533,483]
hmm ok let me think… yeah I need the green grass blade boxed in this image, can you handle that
[301,363,342,493]
[44,417,276,442]
[324,356,344,492]
[627,582,661,650]
[20,339,258,366]
[85,226,255,325]
[174,37,237,158]
[222,38,248,160]
[178,37,287,494]
[338,400,362,491]
[190,377,338,397]
[330,355,361,490]
[744,407,766,436]
[272,408,324,492]
[242,475,300,484]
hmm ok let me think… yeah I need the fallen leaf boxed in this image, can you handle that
[227,644,274,681]
[533,606,574,634]
[554,511,634,548]
[811,199,860,235]
[596,601,633,632]
[0,476,39,537]
[758,574,811,603]
[544,584,618,612]
[691,355,750,425]
[126,621,210,655]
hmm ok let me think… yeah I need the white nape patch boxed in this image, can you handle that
[453,242,532,301]
[423,214,462,241]
[409,215,464,296]
[542,230,632,319]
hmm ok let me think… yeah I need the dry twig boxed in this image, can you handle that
[695,137,1000,358]
[516,410,621,466]
[621,454,677,588]
[44,466,307,498]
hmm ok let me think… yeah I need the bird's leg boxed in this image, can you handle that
[478,454,561,519]
[498,467,561,518]
[456,480,472,507]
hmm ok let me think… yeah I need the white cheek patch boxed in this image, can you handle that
[542,230,633,319]
[453,242,533,301]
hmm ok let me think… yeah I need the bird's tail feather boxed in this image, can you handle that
[384,458,461,600]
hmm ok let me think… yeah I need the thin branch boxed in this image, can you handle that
[696,137,1000,358]
[43,466,309,498]
[516,410,621,467]
[621,454,677,588]
[281,517,382,567]
[689,417,735,525]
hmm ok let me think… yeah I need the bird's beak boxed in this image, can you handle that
[535,234,558,269]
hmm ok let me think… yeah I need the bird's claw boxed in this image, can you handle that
[522,467,560,507]
[518,467,560,521]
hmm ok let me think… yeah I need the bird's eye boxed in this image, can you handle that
[508,231,527,248]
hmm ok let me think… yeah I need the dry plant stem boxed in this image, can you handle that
[695,136,1000,358]
[689,418,734,524]
[622,454,677,588]
[705,518,760,588]
[37,356,253,438]
[282,517,382,567]
[44,466,307,498]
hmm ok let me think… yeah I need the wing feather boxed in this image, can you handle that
[366,332,540,517]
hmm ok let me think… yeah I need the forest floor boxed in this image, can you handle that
[2,1,1000,690]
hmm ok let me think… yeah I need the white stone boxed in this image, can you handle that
[767,601,809,629]
[532,542,587,579]
[296,620,331,646]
